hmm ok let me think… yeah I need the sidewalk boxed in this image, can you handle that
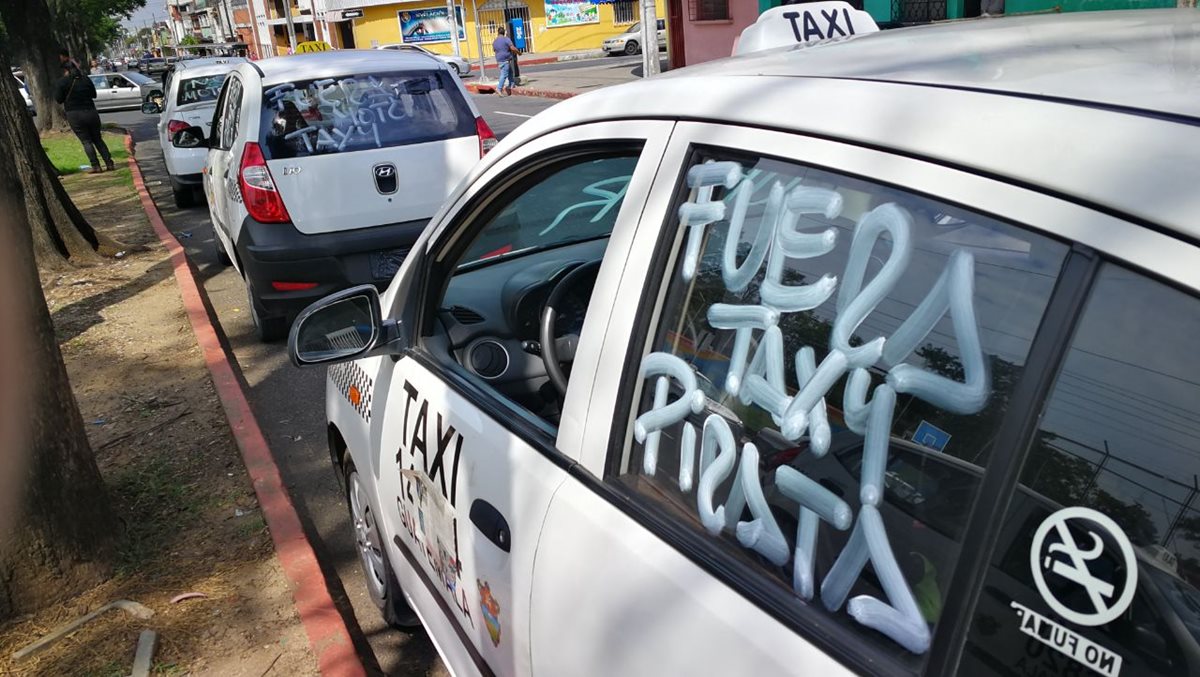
[466,47,606,72]
[466,54,665,100]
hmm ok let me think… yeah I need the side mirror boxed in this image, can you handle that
[141,100,162,115]
[289,285,402,367]
[171,125,207,148]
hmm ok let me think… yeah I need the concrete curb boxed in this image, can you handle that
[465,82,577,100]
[122,135,367,677]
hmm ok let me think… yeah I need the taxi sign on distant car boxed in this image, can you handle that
[295,40,332,53]
[734,1,878,55]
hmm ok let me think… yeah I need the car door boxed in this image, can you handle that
[110,74,140,108]
[88,75,111,110]
[364,120,674,676]
[657,18,667,48]
[203,75,243,261]
[529,121,1179,675]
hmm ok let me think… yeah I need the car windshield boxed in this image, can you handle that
[125,72,154,85]
[177,74,227,105]
[259,70,475,160]
[625,22,640,33]
[1143,564,1200,645]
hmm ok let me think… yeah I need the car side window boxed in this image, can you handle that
[962,265,1200,677]
[210,80,231,145]
[425,148,643,428]
[611,148,1070,671]
[213,76,242,150]
[88,75,106,89]
[224,77,243,147]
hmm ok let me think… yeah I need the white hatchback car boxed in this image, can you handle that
[290,6,1200,677]
[180,50,495,341]
[144,57,246,207]
[377,43,472,77]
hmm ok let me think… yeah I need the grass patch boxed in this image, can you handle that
[111,455,202,575]
[42,130,129,176]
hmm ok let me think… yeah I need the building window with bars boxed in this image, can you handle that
[689,0,730,21]
[613,0,638,24]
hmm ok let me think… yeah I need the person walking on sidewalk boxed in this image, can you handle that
[492,27,520,96]
[54,59,114,174]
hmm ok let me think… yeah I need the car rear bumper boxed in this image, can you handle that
[169,172,203,187]
[235,216,429,319]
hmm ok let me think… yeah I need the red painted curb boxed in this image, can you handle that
[466,82,577,100]
[122,135,367,677]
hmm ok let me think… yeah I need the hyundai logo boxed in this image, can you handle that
[373,163,398,194]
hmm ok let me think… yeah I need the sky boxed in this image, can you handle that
[123,2,168,32]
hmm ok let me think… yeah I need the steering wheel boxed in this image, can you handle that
[540,260,601,397]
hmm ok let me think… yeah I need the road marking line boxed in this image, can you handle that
[494,111,533,118]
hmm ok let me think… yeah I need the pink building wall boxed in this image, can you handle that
[677,0,759,67]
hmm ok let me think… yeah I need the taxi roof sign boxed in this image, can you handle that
[734,2,878,56]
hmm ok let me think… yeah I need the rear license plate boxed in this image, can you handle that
[370,248,409,280]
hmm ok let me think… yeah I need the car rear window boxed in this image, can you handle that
[177,74,227,106]
[259,70,475,160]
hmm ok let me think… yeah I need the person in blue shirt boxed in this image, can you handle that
[492,27,521,96]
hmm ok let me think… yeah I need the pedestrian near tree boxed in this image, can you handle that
[492,27,520,96]
[54,59,114,174]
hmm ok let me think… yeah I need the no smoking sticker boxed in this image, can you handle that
[1030,506,1138,626]
[1013,506,1138,676]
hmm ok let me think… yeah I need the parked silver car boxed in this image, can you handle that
[87,71,162,112]
[602,19,666,56]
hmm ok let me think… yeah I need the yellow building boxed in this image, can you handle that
[332,0,665,60]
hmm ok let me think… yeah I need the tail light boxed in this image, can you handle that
[167,119,191,137]
[238,142,290,224]
[476,117,497,157]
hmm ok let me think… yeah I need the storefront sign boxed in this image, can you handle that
[398,7,466,44]
[545,0,599,27]
[343,8,364,18]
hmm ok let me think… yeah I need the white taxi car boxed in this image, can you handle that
[177,50,494,341]
[142,57,246,207]
[289,6,1200,676]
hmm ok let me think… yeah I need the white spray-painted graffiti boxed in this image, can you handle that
[633,161,990,654]
[265,75,452,155]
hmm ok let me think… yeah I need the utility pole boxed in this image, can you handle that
[473,2,488,82]
[284,0,298,51]
[640,0,659,77]
[446,0,461,57]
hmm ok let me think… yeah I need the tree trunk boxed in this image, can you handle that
[0,55,117,622]
[7,0,72,133]
[0,24,123,266]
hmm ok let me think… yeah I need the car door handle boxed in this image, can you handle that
[469,499,511,553]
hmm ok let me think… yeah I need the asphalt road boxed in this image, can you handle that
[102,90,556,676]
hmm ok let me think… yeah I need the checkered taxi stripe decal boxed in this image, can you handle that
[330,362,373,423]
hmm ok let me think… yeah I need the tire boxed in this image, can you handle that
[624,40,640,56]
[213,234,232,267]
[450,62,463,76]
[245,280,288,343]
[171,181,194,208]
[345,462,421,629]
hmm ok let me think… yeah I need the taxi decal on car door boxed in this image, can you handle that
[391,379,474,624]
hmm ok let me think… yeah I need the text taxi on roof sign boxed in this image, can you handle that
[287,7,1200,677]
[734,2,878,56]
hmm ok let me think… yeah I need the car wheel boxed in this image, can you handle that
[451,62,463,76]
[171,181,194,208]
[213,233,232,267]
[625,40,640,56]
[345,462,421,629]
[245,280,287,343]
